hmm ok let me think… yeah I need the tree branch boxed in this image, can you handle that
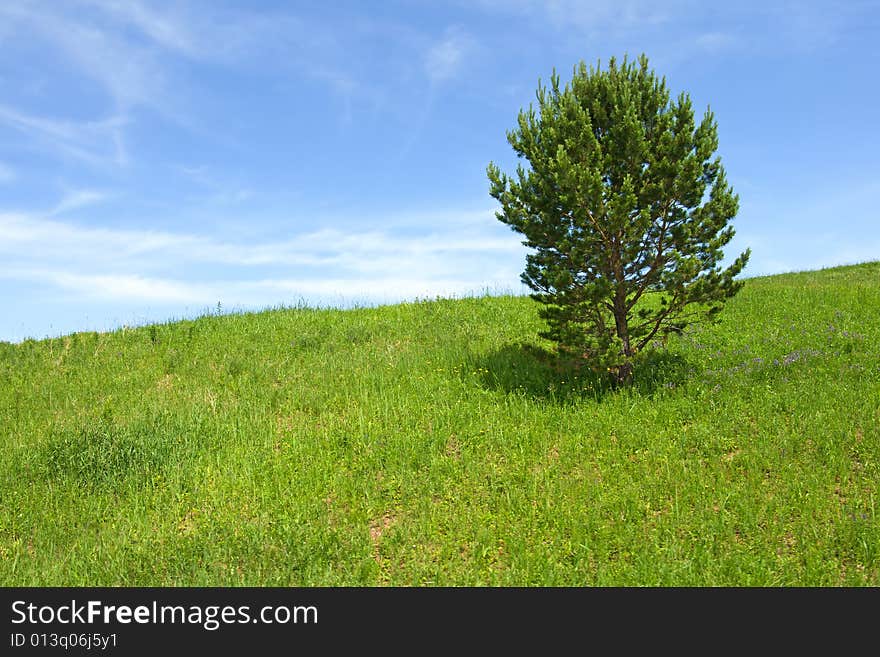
[626,201,672,311]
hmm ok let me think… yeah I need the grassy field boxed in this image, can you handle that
[1,262,878,586]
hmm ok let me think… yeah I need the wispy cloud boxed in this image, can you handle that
[0,211,521,268]
[694,31,739,53]
[49,189,111,215]
[174,164,254,206]
[0,2,166,113]
[467,0,675,33]
[5,268,509,306]
[0,162,14,184]
[0,104,129,167]
[0,0,398,166]
[425,28,475,83]
[0,208,526,305]
[11,269,207,303]
[466,0,876,57]
[392,26,478,161]
[77,0,199,56]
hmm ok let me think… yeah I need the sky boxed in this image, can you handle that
[1,0,878,342]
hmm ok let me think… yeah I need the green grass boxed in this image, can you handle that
[1,262,878,585]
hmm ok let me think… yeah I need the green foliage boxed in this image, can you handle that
[26,415,206,490]
[488,54,750,382]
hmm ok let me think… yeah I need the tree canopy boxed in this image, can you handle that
[487,54,750,383]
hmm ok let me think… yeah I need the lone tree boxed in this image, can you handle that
[487,54,750,384]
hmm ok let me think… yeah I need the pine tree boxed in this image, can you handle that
[487,54,750,384]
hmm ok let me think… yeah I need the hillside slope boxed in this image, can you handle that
[1,262,878,585]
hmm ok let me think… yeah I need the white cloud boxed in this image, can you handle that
[425,28,475,83]
[468,0,872,56]
[0,1,393,167]
[467,0,675,32]
[50,189,111,215]
[77,0,199,56]
[0,104,129,167]
[0,209,522,268]
[0,3,255,169]
[174,164,254,205]
[0,162,14,184]
[0,2,166,113]
[176,165,211,185]
[694,32,739,53]
[0,207,527,305]
[20,269,206,303]
[2,267,516,306]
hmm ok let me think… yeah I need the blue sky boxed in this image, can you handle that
[1,0,878,342]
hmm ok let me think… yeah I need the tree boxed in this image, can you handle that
[487,54,750,385]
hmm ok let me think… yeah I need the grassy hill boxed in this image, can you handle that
[1,262,878,585]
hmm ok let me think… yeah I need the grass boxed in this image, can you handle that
[0,261,878,585]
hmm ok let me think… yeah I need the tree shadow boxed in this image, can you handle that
[467,343,694,403]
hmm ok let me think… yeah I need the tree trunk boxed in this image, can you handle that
[613,288,634,385]
[614,361,634,385]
